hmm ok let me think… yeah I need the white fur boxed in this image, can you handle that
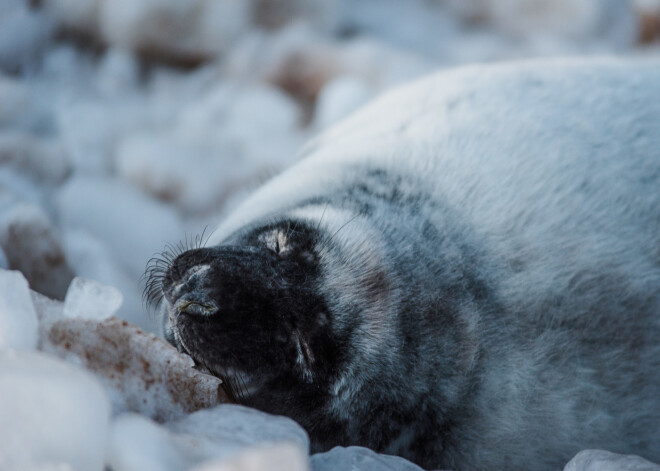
[207,58,660,469]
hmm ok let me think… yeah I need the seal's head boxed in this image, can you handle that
[162,219,339,401]
[146,207,409,448]
[145,201,480,463]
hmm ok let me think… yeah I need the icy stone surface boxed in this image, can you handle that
[55,176,184,279]
[445,0,636,44]
[62,277,123,321]
[43,316,228,421]
[0,0,54,71]
[0,76,33,128]
[564,449,660,471]
[30,290,65,338]
[115,131,239,213]
[314,75,374,130]
[0,269,38,350]
[109,406,308,471]
[191,443,309,471]
[0,246,7,269]
[169,405,310,454]
[310,446,425,471]
[0,350,110,471]
[99,0,251,61]
[0,131,71,183]
[0,202,75,300]
[60,229,149,331]
[109,414,198,471]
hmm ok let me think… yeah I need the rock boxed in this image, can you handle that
[169,404,310,454]
[191,443,309,471]
[0,202,75,300]
[98,0,251,64]
[0,76,33,128]
[59,229,151,331]
[0,350,110,471]
[0,269,38,350]
[42,316,229,421]
[564,449,660,471]
[96,48,140,97]
[108,414,198,471]
[62,277,123,321]
[310,446,425,471]
[0,0,54,72]
[314,75,373,130]
[30,289,65,333]
[115,131,239,213]
[55,176,184,279]
[446,0,636,45]
[109,406,309,471]
[0,246,7,269]
[0,131,71,183]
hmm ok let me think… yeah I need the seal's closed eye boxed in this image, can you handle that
[176,300,217,316]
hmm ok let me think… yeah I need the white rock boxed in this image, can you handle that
[191,443,309,471]
[0,75,33,128]
[253,0,342,32]
[0,350,110,471]
[0,131,71,183]
[43,317,227,421]
[96,48,140,97]
[55,176,184,279]
[339,38,434,90]
[55,101,117,174]
[109,406,309,471]
[314,75,374,130]
[494,0,619,41]
[310,446,425,471]
[0,167,47,210]
[564,449,660,471]
[226,84,302,136]
[60,229,152,331]
[0,246,7,270]
[178,81,302,144]
[98,0,251,60]
[30,291,65,345]
[169,405,310,454]
[446,0,636,45]
[41,0,101,34]
[0,202,75,299]
[115,131,238,213]
[118,81,303,213]
[109,414,194,471]
[0,0,54,71]
[62,277,123,321]
[0,269,38,350]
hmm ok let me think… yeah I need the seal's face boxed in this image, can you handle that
[154,219,350,427]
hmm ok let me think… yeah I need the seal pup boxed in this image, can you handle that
[146,58,660,470]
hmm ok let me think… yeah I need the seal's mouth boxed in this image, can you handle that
[167,301,263,403]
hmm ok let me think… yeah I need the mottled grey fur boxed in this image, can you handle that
[163,59,660,470]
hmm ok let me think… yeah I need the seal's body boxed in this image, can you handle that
[152,59,660,470]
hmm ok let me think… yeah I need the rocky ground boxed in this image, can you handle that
[1,0,660,469]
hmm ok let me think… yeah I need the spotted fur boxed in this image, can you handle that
[150,59,660,470]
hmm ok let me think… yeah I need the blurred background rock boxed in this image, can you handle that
[1,0,658,330]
